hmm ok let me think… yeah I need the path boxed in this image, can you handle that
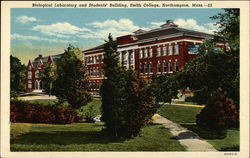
[19,93,57,101]
[152,114,217,151]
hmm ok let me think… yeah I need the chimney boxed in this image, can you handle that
[160,20,178,28]
[38,54,42,58]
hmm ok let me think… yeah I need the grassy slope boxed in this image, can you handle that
[157,105,239,151]
[157,105,203,123]
[11,122,185,151]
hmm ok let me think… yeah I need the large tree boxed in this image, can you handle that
[10,55,26,97]
[52,45,92,109]
[41,63,57,96]
[100,35,156,137]
[100,34,128,136]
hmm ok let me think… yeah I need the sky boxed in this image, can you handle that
[11,8,224,64]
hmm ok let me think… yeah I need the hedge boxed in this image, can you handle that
[10,100,79,124]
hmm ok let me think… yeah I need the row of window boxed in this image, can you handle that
[86,55,103,65]
[27,70,40,79]
[121,51,134,66]
[89,82,102,90]
[139,60,179,74]
[139,44,179,59]
[88,68,103,77]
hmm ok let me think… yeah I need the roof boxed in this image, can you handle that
[31,53,63,68]
[83,20,214,52]
[84,44,105,52]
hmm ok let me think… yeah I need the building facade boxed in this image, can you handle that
[83,20,226,96]
[25,54,62,92]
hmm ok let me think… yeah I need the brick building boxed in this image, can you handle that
[26,54,62,92]
[83,20,226,96]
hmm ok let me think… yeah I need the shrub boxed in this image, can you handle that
[10,100,78,124]
[125,70,157,137]
[55,107,77,124]
[196,89,239,135]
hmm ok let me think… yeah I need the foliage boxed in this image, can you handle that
[100,35,156,137]
[10,100,79,124]
[52,45,92,109]
[100,34,128,136]
[10,55,26,97]
[151,74,179,103]
[124,70,157,137]
[196,89,239,135]
[40,63,57,96]
[173,49,239,106]
[211,9,239,52]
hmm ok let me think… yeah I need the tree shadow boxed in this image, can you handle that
[180,124,226,139]
[11,130,127,145]
[173,131,200,140]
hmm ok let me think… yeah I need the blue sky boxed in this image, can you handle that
[11,8,224,64]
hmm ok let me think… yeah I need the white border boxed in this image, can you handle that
[1,1,249,158]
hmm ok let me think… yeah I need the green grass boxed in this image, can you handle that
[27,99,61,106]
[157,105,239,151]
[157,105,203,123]
[11,122,185,151]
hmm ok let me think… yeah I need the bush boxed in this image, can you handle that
[196,89,239,135]
[10,100,78,124]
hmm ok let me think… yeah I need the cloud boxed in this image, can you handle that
[88,19,141,32]
[79,18,150,39]
[149,22,165,28]
[32,22,90,38]
[174,18,218,34]
[15,15,39,24]
[11,33,75,43]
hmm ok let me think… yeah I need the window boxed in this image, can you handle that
[28,71,32,79]
[122,51,128,66]
[129,51,134,65]
[28,66,32,70]
[149,48,153,57]
[169,61,173,72]
[169,45,173,55]
[101,55,104,63]
[149,62,153,73]
[157,46,161,56]
[144,62,148,74]
[139,63,143,73]
[175,60,179,71]
[144,48,148,58]
[188,44,200,54]
[175,44,179,55]
[139,49,143,59]
[28,80,32,88]
[163,61,167,72]
[96,56,99,63]
[35,70,39,78]
[163,46,167,56]
[157,61,161,73]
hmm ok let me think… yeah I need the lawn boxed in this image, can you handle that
[157,104,203,123]
[157,105,240,151]
[11,122,185,151]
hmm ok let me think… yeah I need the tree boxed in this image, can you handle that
[211,9,239,52]
[41,63,57,96]
[100,35,156,137]
[52,45,92,109]
[125,70,156,137]
[10,55,26,97]
[100,34,128,136]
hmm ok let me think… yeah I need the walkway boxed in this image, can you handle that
[19,93,57,101]
[152,114,217,151]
